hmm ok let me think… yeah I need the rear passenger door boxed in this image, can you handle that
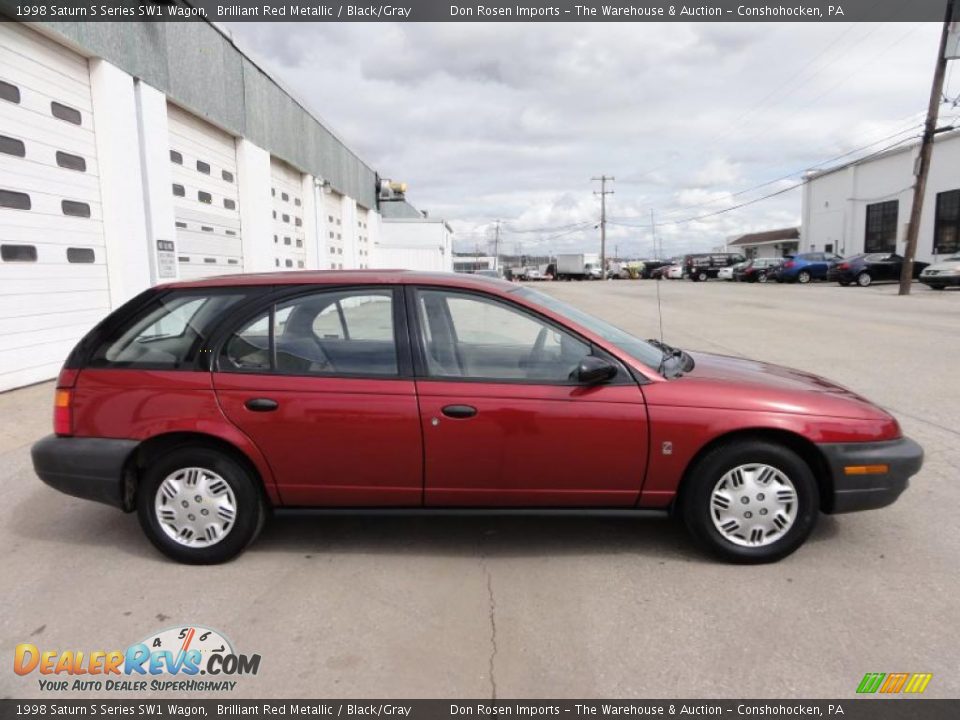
[212,287,423,506]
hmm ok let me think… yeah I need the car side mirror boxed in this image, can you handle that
[576,356,618,385]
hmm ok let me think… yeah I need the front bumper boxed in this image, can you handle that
[920,274,960,287]
[818,437,923,513]
[31,435,138,510]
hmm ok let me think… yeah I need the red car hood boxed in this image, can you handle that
[645,351,893,421]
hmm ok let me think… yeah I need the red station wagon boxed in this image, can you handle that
[31,271,923,564]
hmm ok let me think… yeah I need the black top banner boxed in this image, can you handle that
[0,0,955,22]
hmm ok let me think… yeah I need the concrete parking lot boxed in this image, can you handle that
[1,279,957,699]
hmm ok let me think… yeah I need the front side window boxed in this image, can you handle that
[93,292,247,369]
[416,290,589,382]
[222,289,398,377]
[865,200,898,253]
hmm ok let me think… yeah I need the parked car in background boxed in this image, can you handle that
[640,260,670,279]
[919,255,960,290]
[775,252,841,284]
[684,253,747,282]
[524,268,546,281]
[31,270,923,564]
[556,253,603,281]
[474,269,500,279]
[718,262,747,281]
[666,264,685,280]
[735,258,784,283]
[828,253,929,287]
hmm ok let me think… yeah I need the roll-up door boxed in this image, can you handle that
[0,22,109,391]
[270,158,307,270]
[167,103,241,278]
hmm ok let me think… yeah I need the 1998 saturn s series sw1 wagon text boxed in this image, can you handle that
[31,271,923,564]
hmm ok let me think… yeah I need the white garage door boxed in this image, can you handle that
[167,103,242,279]
[0,22,109,392]
[356,205,370,268]
[270,158,307,270]
[324,190,344,269]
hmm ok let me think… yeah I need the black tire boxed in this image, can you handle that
[856,271,872,287]
[137,445,266,564]
[696,271,708,282]
[680,439,819,564]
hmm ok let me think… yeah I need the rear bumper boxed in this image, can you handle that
[31,435,138,510]
[818,437,923,513]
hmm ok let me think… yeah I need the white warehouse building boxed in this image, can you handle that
[0,19,451,392]
[800,129,960,262]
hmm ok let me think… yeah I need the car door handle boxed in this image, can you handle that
[245,398,279,412]
[441,404,477,419]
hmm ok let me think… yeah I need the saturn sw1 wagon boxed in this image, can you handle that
[31,271,923,564]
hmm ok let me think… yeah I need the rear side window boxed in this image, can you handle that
[221,289,398,377]
[90,292,248,369]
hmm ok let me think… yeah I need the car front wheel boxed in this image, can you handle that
[680,440,819,564]
[137,445,266,564]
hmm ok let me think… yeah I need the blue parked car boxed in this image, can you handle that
[775,252,842,284]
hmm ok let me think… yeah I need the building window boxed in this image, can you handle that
[295,198,301,207]
[172,184,185,197]
[285,259,293,268]
[284,237,291,245]
[296,238,302,248]
[328,215,334,222]
[0,135,26,157]
[56,151,86,171]
[295,217,302,227]
[298,260,304,268]
[201,226,213,233]
[67,247,95,263]
[226,230,237,236]
[934,189,960,256]
[170,150,183,164]
[0,189,31,210]
[51,102,81,125]
[196,160,211,174]
[222,170,234,183]
[282,214,290,223]
[1,244,37,262]
[198,191,212,204]
[178,256,190,263]
[864,200,898,254]
[223,198,236,210]
[329,231,334,239]
[175,221,187,229]
[272,188,276,197]
[204,258,217,264]
[281,192,289,202]
[0,80,21,104]
[61,200,91,218]
[228,258,239,265]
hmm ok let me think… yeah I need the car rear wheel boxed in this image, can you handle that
[797,270,811,284]
[137,445,265,564]
[680,439,819,564]
[696,271,708,282]
[856,272,872,287]
[757,273,769,284]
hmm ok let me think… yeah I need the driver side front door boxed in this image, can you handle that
[411,287,649,507]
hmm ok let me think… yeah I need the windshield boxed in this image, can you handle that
[513,287,664,370]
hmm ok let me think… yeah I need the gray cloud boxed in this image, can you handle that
[225,21,950,257]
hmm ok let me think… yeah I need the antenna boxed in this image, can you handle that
[651,209,665,344]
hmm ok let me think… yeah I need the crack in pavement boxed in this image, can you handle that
[482,558,498,700]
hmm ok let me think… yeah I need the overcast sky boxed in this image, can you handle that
[226,21,955,258]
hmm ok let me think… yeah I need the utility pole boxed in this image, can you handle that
[650,209,658,259]
[900,0,956,295]
[592,176,614,278]
[492,220,501,273]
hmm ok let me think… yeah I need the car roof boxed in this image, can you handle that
[158,269,516,292]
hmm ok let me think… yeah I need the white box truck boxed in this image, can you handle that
[555,253,602,281]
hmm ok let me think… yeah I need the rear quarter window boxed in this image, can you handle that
[89,291,250,369]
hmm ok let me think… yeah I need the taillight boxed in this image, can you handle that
[783,261,795,269]
[53,388,73,436]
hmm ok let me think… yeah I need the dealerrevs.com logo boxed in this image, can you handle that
[14,625,261,692]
